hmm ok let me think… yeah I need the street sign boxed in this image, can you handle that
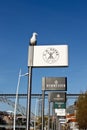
[53,102,66,109]
[48,92,66,102]
[42,77,67,91]
[28,45,68,67]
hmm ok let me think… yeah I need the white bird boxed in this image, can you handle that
[30,32,38,45]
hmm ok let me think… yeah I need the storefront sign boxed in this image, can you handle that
[48,92,66,102]
[42,77,67,91]
[53,102,66,109]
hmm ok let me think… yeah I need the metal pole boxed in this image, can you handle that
[48,101,50,130]
[34,99,38,130]
[27,43,34,130]
[52,102,54,130]
[26,66,32,130]
[42,90,45,130]
[13,69,21,130]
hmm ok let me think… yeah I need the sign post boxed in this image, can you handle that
[42,77,67,130]
[26,46,34,130]
[28,44,68,130]
[48,100,50,130]
[26,66,32,130]
[48,92,66,130]
[42,90,45,130]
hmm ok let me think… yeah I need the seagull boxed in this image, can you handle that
[30,32,38,45]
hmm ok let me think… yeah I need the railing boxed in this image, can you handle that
[0,93,81,98]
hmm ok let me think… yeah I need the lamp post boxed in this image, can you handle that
[13,69,28,130]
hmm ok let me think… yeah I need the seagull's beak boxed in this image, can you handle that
[33,32,38,36]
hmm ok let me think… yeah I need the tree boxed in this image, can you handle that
[76,91,87,129]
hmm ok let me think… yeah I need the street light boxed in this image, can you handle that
[13,69,28,130]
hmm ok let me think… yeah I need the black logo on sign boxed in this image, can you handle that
[43,48,59,64]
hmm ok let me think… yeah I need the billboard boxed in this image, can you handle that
[28,45,68,67]
[48,92,66,102]
[42,77,67,91]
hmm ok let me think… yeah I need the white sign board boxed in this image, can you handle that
[55,109,66,116]
[28,45,68,67]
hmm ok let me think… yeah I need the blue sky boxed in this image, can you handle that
[0,0,87,98]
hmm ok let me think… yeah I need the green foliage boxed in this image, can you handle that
[76,91,87,129]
